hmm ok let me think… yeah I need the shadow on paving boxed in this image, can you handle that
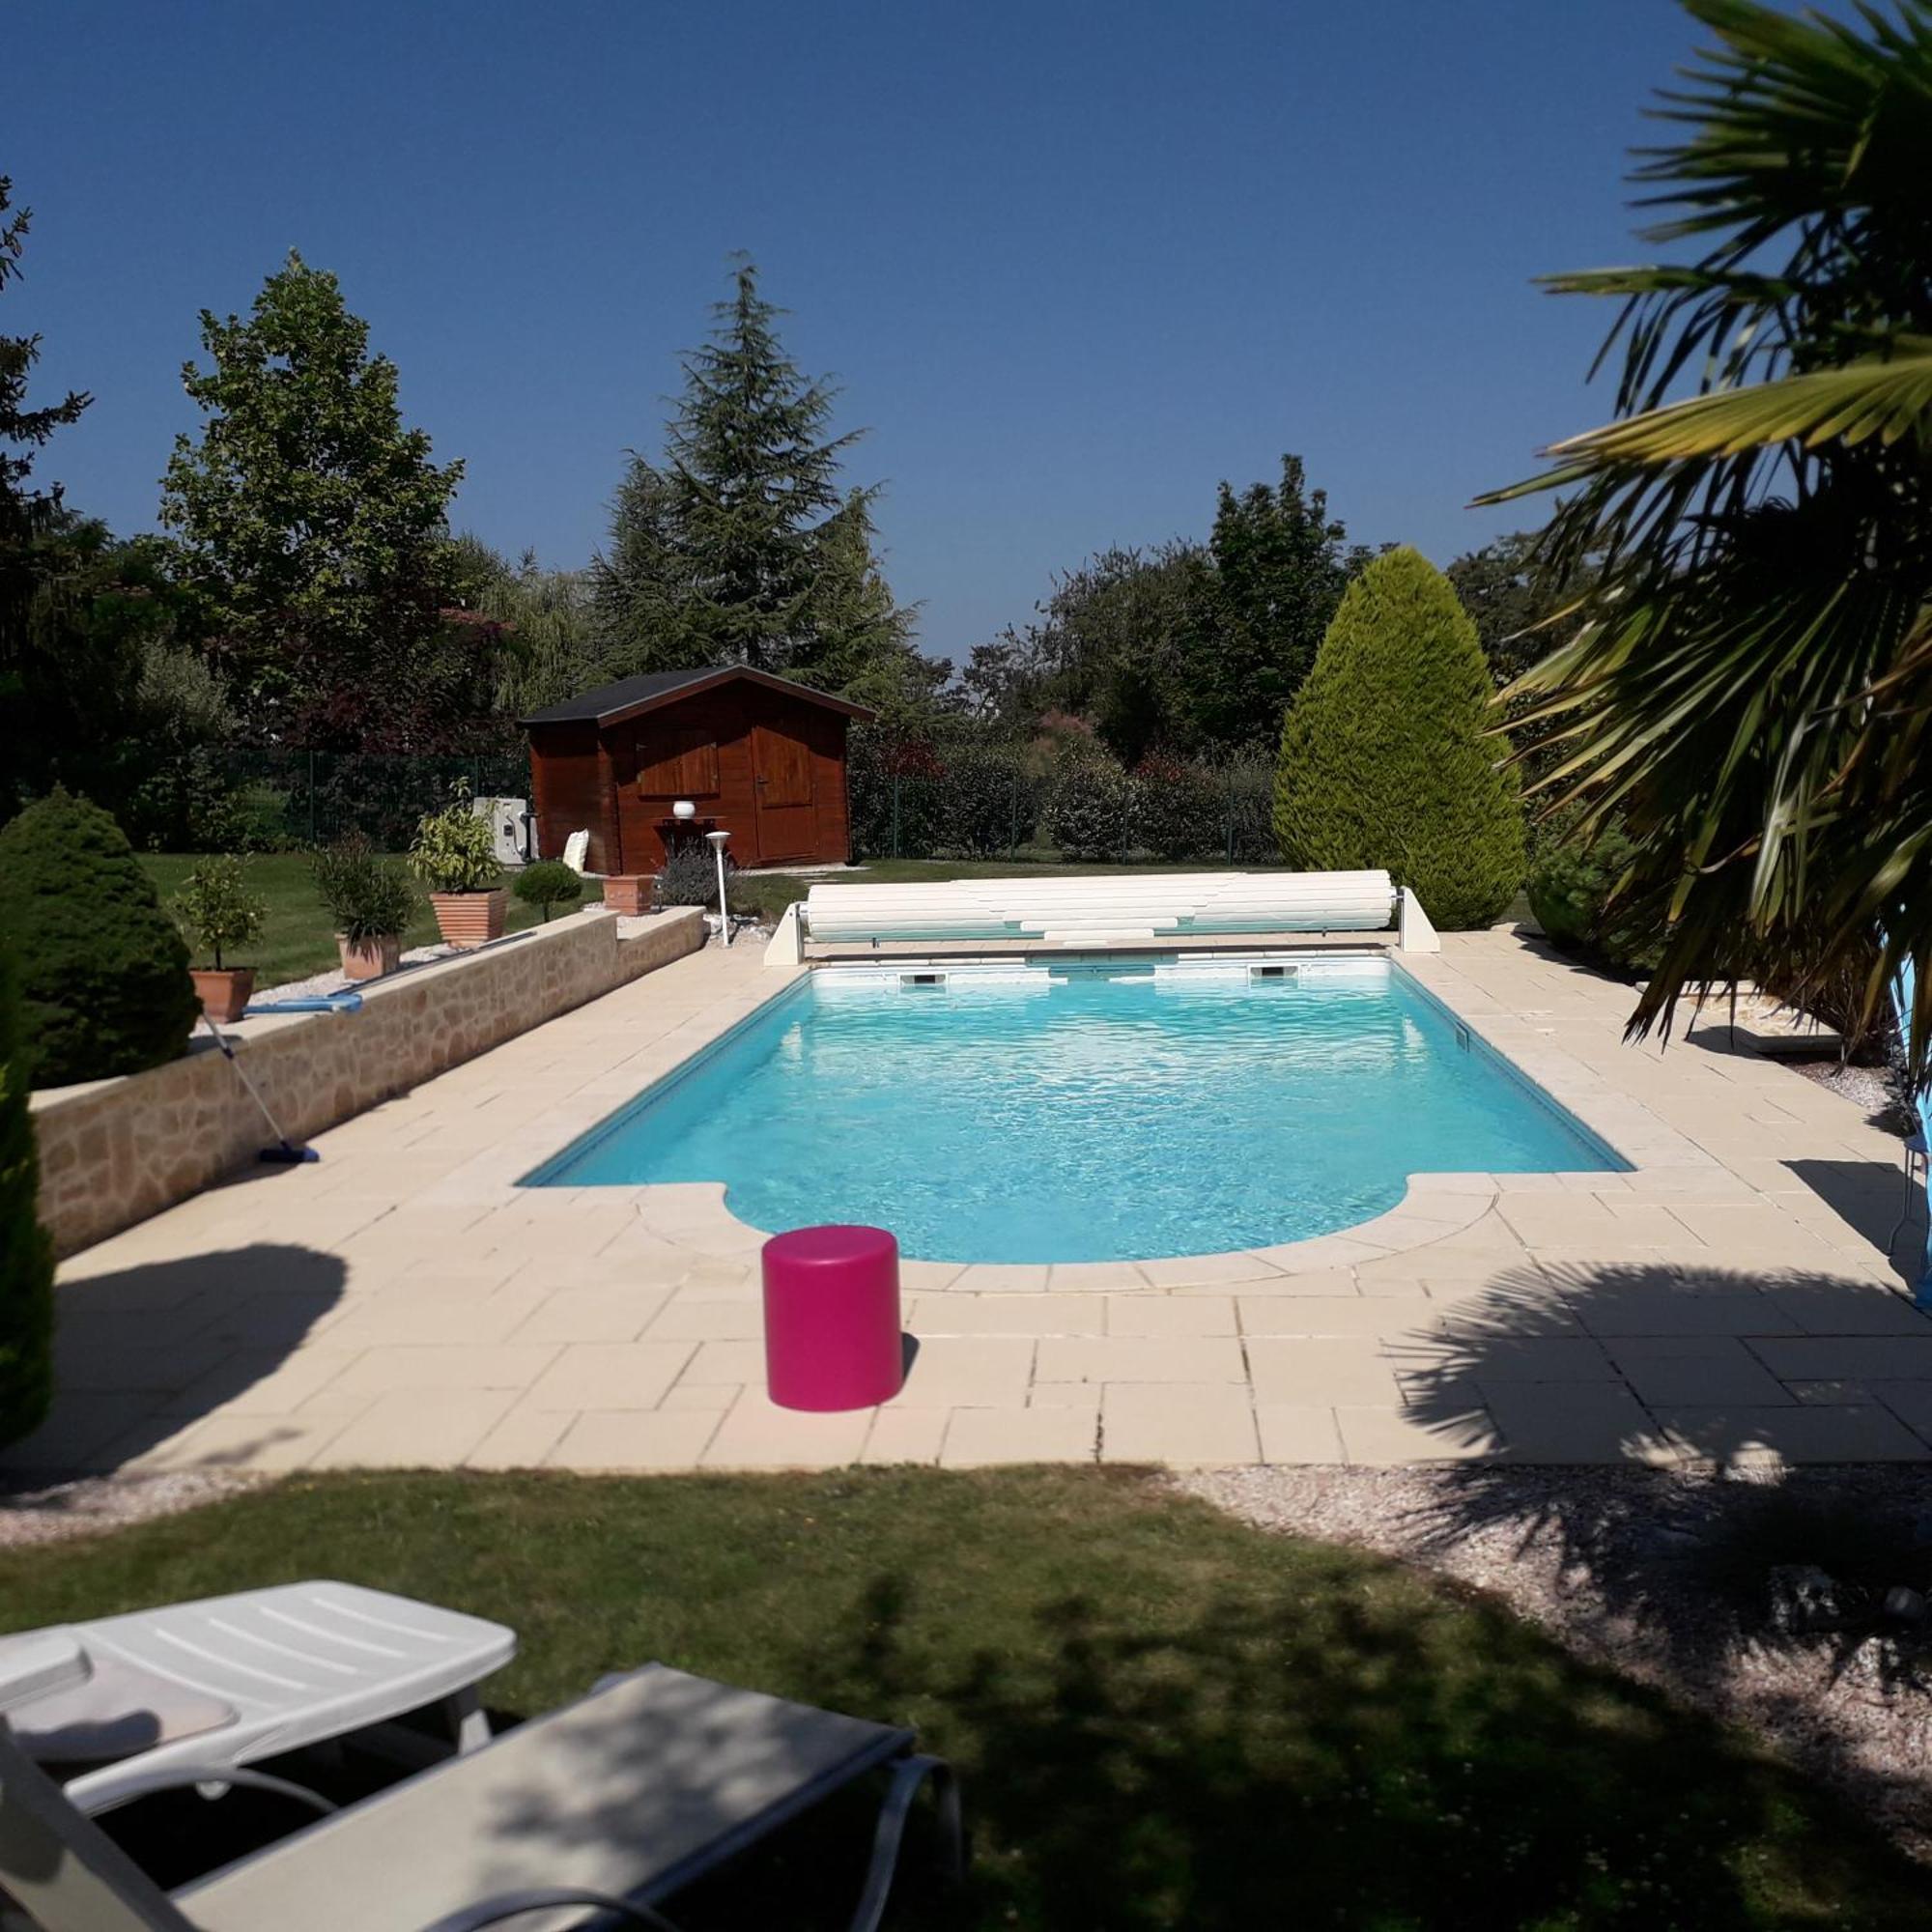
[1397,1259,1932,1830]
[1786,1156,1925,1287]
[0,1245,347,1486]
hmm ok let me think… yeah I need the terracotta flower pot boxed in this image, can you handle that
[337,931,403,981]
[190,967,255,1024]
[604,874,650,917]
[430,888,508,950]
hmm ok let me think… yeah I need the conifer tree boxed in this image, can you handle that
[592,455,695,675]
[792,488,942,718]
[1,178,92,808]
[664,261,852,668]
[1275,547,1525,928]
[593,260,919,696]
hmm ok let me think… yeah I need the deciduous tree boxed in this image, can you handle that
[160,252,469,746]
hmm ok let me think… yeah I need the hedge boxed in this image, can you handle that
[1273,547,1525,929]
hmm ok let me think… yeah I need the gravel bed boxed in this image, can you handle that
[1790,1056,1918,1136]
[256,942,465,1007]
[1178,1463,1932,1860]
[0,1472,265,1549]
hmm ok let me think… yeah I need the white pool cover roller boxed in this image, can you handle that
[799,867,1421,948]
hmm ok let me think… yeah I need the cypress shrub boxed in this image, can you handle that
[0,788,199,1086]
[0,937,54,1444]
[1273,547,1525,929]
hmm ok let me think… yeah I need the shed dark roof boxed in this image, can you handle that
[519,665,876,729]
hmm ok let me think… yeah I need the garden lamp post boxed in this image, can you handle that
[705,829,731,947]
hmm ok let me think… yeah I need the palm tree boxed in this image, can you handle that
[1480,0,1932,1080]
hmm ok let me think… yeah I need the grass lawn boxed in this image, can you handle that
[3,1466,1919,1929]
[139,853,604,988]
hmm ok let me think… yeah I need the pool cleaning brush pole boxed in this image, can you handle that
[195,1012,318,1165]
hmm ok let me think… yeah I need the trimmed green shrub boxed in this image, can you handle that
[171,855,268,969]
[1274,547,1526,929]
[0,790,199,1086]
[0,938,54,1446]
[513,860,584,922]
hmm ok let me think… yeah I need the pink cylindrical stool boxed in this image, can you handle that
[762,1225,904,1411]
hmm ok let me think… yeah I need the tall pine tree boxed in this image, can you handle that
[0,178,93,811]
[593,260,921,696]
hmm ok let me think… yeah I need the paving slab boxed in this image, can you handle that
[34,928,1922,1474]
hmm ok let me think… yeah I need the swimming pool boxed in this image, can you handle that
[526,955,1624,1263]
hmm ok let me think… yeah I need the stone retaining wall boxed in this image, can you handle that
[31,907,705,1256]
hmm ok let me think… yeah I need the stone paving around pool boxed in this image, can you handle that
[12,928,1930,1477]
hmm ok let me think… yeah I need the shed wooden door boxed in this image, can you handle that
[749,723,815,863]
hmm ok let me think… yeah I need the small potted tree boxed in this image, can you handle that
[171,855,268,1023]
[313,838,417,980]
[512,859,585,923]
[410,781,505,948]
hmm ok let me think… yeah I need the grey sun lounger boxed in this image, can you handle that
[0,1582,516,1814]
[0,1657,963,1932]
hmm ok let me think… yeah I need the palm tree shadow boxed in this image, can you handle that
[0,1244,348,1489]
[1394,1258,1932,1825]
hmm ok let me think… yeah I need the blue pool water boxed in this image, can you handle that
[526,956,1624,1263]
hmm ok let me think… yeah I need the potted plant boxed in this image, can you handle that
[313,838,416,980]
[171,855,268,1023]
[512,860,585,923]
[409,780,505,948]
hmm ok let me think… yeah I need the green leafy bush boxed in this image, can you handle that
[1044,744,1134,862]
[1526,824,1663,974]
[121,749,246,853]
[409,781,501,895]
[1131,754,1225,862]
[1274,547,1526,929]
[934,747,1039,858]
[312,838,416,943]
[654,840,740,911]
[0,938,54,1446]
[846,728,945,860]
[170,856,268,969]
[230,782,299,852]
[0,788,199,1086]
[513,860,584,922]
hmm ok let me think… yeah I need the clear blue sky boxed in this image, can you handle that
[17,0,1711,668]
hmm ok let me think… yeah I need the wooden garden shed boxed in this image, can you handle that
[521,667,875,874]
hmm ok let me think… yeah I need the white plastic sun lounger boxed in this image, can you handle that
[0,1582,515,1814]
[0,1658,962,1932]
[772,867,1439,960]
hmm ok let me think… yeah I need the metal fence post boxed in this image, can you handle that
[1226,769,1236,867]
[306,750,316,846]
[891,775,901,860]
[1009,769,1019,860]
